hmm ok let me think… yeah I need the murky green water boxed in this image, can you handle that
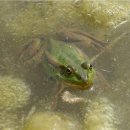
[0,1,130,130]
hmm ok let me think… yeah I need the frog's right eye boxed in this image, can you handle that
[81,62,93,70]
[66,66,74,75]
[60,65,74,75]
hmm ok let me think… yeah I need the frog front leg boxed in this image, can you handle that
[51,82,66,109]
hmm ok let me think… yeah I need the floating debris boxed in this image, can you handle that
[61,91,85,103]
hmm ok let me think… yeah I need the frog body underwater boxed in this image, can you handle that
[18,29,107,106]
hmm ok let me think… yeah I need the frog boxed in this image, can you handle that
[18,28,109,107]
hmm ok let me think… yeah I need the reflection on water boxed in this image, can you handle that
[0,1,130,130]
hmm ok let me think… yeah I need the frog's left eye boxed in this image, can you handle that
[81,62,93,70]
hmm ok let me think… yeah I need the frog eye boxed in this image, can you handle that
[66,66,74,74]
[87,63,93,70]
[81,62,93,70]
[60,65,74,75]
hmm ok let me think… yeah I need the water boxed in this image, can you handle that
[0,1,130,130]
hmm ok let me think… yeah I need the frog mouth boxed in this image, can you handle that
[62,80,93,90]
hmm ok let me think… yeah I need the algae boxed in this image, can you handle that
[1,1,129,39]
[74,1,129,28]
[22,111,81,130]
[84,98,118,130]
[0,76,31,111]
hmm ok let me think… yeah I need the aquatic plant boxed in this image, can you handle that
[0,76,31,129]
[8,1,77,37]
[84,97,118,130]
[6,1,130,39]
[0,76,31,111]
[22,112,80,130]
[75,1,129,28]
[0,111,18,130]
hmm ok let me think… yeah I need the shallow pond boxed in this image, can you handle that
[0,1,130,130]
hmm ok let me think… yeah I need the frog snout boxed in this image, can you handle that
[81,75,88,83]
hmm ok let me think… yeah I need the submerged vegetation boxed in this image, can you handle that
[22,112,81,130]
[84,98,118,130]
[75,1,129,28]
[0,76,31,111]
[0,1,129,130]
[0,76,31,129]
[0,1,129,38]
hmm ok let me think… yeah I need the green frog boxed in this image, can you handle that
[18,28,108,106]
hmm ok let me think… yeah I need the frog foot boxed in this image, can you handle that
[56,28,108,50]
